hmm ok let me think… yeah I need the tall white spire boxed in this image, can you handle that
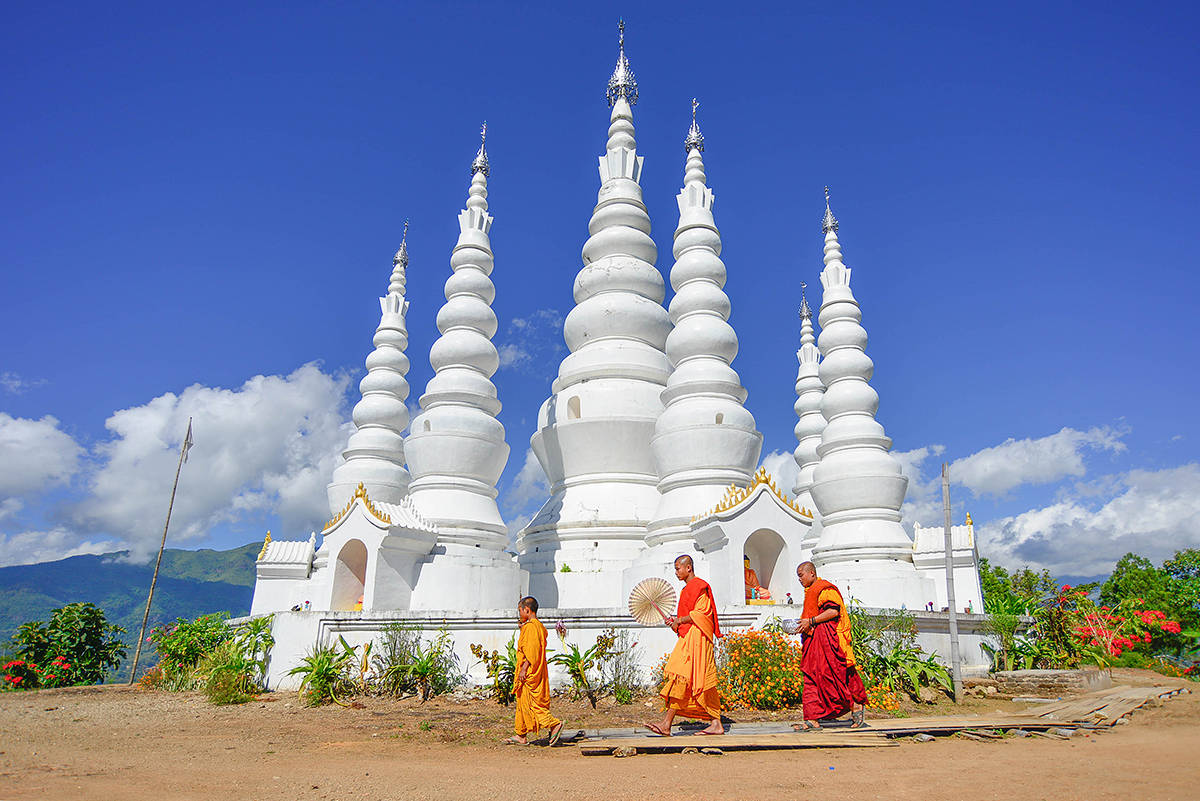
[327,224,413,514]
[792,280,825,553]
[405,125,510,549]
[519,22,672,605]
[649,100,761,543]
[809,189,928,606]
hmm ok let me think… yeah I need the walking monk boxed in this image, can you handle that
[505,596,564,746]
[794,561,867,729]
[646,555,724,736]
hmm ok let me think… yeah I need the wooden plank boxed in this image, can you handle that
[580,732,896,756]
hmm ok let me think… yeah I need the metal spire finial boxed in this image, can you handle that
[799,280,812,320]
[684,97,705,153]
[606,19,638,106]
[822,186,839,234]
[394,220,409,267]
[471,121,490,177]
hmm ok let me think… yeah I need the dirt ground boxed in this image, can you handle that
[2,669,1197,801]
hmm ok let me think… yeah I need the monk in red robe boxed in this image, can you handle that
[645,555,723,736]
[794,561,867,729]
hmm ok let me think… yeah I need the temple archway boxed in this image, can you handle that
[744,528,788,600]
[331,539,368,611]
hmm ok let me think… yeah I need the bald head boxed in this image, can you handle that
[797,561,817,588]
[674,554,695,581]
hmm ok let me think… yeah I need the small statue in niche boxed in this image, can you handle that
[744,555,771,600]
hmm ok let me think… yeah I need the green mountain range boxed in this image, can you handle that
[0,543,259,681]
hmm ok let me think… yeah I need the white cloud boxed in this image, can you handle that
[894,444,947,529]
[0,372,48,394]
[0,527,121,568]
[504,447,549,516]
[978,464,1200,576]
[63,363,353,561]
[759,450,799,498]
[498,309,565,372]
[0,413,85,496]
[950,426,1127,497]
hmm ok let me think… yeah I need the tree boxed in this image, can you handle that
[10,603,127,686]
[1163,549,1200,629]
[1100,553,1173,611]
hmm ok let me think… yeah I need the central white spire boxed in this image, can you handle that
[649,101,761,543]
[792,281,825,555]
[405,125,509,550]
[519,23,672,606]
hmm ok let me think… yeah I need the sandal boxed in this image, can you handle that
[643,722,671,737]
[548,722,565,746]
[502,736,529,746]
[792,721,821,732]
[850,708,866,729]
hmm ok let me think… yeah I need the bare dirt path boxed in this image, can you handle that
[2,670,1197,801]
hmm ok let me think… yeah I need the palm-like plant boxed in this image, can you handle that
[288,640,356,706]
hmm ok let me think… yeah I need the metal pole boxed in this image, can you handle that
[129,418,191,684]
[942,462,964,702]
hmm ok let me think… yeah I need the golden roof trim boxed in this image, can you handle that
[323,482,393,532]
[688,467,814,524]
[257,531,272,561]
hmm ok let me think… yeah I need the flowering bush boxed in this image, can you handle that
[1068,591,1184,664]
[2,659,40,691]
[7,603,125,688]
[866,683,902,712]
[148,613,232,686]
[716,629,804,710]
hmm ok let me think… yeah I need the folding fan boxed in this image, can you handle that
[628,577,677,626]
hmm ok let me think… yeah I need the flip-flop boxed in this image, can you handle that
[792,721,821,732]
[502,736,529,746]
[548,722,565,746]
[643,722,671,737]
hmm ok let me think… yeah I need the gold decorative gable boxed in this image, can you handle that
[323,482,393,531]
[257,531,272,561]
[689,467,814,524]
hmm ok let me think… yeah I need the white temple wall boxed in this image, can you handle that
[252,606,991,692]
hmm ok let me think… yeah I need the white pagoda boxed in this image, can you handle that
[249,23,984,686]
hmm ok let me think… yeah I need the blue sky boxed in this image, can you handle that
[1,1,1197,579]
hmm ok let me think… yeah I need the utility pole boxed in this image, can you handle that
[129,418,192,684]
[942,462,964,702]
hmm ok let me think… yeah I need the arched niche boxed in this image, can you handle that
[743,528,788,601]
[331,539,368,612]
[567,396,581,420]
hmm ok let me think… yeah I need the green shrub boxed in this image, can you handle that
[850,606,950,700]
[8,603,126,688]
[470,637,518,705]
[602,629,644,704]
[373,626,463,701]
[148,613,231,687]
[289,638,357,706]
[549,629,618,708]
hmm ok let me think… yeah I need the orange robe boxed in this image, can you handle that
[514,618,560,736]
[659,578,721,721]
[800,578,867,720]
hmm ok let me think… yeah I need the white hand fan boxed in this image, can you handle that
[628,577,677,626]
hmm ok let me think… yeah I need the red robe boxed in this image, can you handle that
[800,578,867,720]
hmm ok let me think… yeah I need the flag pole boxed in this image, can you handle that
[128,417,192,684]
[941,462,964,702]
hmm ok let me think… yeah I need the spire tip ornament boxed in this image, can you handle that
[394,220,410,267]
[606,19,638,106]
[684,97,705,153]
[799,280,812,320]
[471,122,490,177]
[822,186,839,234]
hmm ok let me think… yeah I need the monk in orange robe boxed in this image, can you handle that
[744,555,771,600]
[645,555,723,736]
[505,596,564,746]
[794,561,867,729]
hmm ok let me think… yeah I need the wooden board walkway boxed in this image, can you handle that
[574,684,1190,755]
[580,732,895,756]
[1022,684,1189,726]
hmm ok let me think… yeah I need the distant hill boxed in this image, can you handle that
[0,543,259,681]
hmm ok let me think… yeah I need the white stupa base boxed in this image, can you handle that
[810,556,934,610]
[409,544,525,611]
